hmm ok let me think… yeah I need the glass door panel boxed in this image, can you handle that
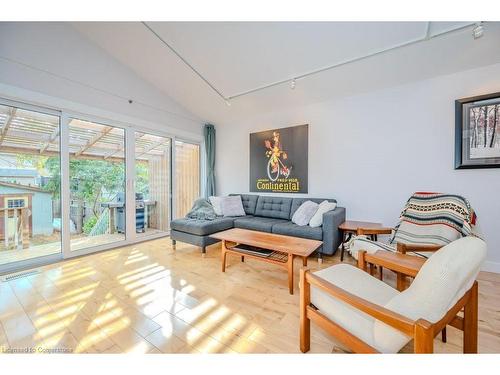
[0,103,61,267]
[135,132,171,237]
[68,118,125,251]
[174,140,200,218]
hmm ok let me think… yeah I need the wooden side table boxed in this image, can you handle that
[338,220,384,261]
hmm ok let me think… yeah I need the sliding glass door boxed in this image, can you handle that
[174,140,200,218]
[68,118,126,252]
[0,97,201,272]
[135,131,171,237]
[0,102,62,270]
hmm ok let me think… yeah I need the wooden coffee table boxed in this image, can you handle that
[210,228,322,294]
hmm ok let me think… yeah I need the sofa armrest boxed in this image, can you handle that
[321,207,346,255]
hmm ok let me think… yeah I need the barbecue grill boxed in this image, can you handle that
[116,192,145,233]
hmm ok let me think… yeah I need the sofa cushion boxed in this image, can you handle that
[255,196,292,219]
[230,194,258,215]
[309,200,338,227]
[234,216,288,233]
[221,195,246,217]
[272,221,323,240]
[291,200,319,226]
[170,217,234,236]
[209,196,224,216]
[290,198,337,219]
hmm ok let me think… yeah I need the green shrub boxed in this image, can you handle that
[83,216,98,235]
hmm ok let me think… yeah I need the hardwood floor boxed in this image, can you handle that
[0,229,161,266]
[0,237,499,354]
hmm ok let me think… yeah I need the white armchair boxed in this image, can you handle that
[300,236,486,353]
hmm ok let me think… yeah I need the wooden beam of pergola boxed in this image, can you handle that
[0,108,17,147]
[103,132,146,160]
[136,139,170,159]
[75,126,113,157]
[0,145,126,163]
[40,127,60,154]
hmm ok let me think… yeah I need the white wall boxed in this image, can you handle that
[216,62,500,272]
[0,22,202,139]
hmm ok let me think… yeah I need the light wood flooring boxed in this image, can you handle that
[0,238,499,354]
[0,229,164,266]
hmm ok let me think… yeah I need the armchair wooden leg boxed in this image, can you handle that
[441,327,447,343]
[396,273,407,291]
[300,268,311,353]
[463,282,478,353]
[357,250,367,272]
[369,263,375,276]
[414,319,434,353]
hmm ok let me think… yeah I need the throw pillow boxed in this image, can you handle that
[292,201,319,226]
[221,196,246,217]
[209,196,224,216]
[309,200,337,227]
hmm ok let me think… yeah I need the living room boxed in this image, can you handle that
[1,0,500,373]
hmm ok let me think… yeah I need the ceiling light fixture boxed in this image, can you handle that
[472,22,484,39]
[290,79,296,90]
[225,99,231,107]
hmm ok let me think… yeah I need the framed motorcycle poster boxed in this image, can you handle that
[249,124,308,193]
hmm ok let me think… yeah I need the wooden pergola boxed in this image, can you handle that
[0,104,171,161]
[0,103,173,253]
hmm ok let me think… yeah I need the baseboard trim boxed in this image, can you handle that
[481,261,500,274]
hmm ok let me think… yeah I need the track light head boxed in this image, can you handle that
[472,22,484,39]
[290,79,296,90]
[225,99,231,107]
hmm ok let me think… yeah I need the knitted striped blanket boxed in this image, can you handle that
[389,192,476,246]
[347,192,477,260]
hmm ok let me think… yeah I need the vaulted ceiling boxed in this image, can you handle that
[72,22,500,124]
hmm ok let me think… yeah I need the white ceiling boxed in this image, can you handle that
[72,22,500,124]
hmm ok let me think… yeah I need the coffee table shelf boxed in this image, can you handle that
[211,228,322,294]
[229,244,289,263]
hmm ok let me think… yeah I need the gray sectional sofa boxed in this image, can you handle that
[170,194,346,259]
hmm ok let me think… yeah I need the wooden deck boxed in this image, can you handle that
[0,229,165,266]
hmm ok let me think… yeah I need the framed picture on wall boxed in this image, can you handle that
[249,124,308,193]
[455,92,500,169]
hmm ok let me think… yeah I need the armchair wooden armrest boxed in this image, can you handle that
[304,269,415,335]
[396,242,443,254]
[359,250,426,278]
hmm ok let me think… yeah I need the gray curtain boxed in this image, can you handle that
[204,124,216,197]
